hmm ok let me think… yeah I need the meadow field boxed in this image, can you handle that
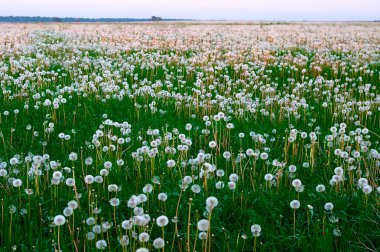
[0,22,379,251]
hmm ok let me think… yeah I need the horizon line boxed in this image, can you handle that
[0,15,379,22]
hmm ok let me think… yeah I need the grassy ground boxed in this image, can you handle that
[0,23,379,251]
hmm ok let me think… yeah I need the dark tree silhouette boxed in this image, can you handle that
[52,17,63,22]
[151,16,162,21]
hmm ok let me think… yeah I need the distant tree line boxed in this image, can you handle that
[0,16,187,23]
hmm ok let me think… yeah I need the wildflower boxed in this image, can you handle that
[53,215,66,226]
[223,151,231,159]
[138,194,147,203]
[109,198,120,207]
[206,196,219,208]
[94,176,103,183]
[208,141,217,148]
[86,217,96,225]
[158,193,168,201]
[104,161,112,169]
[197,219,209,231]
[333,228,341,237]
[246,149,254,156]
[9,158,19,165]
[63,207,73,217]
[324,202,334,211]
[316,184,325,192]
[334,167,344,175]
[229,173,239,182]
[153,237,165,249]
[100,169,109,176]
[191,184,201,193]
[251,224,261,237]
[65,178,75,187]
[358,178,368,187]
[167,160,176,168]
[295,185,304,192]
[0,169,7,177]
[117,159,124,166]
[198,232,207,240]
[363,185,372,194]
[68,152,78,161]
[9,205,17,214]
[86,232,95,240]
[85,157,93,165]
[119,235,129,246]
[12,179,22,187]
[108,184,119,192]
[290,200,300,209]
[185,123,192,130]
[135,248,149,252]
[291,179,302,188]
[329,178,337,186]
[96,240,107,250]
[24,188,33,195]
[53,171,62,179]
[264,173,273,181]
[156,215,169,227]
[228,182,236,190]
[143,184,153,193]
[183,176,193,184]
[120,218,133,229]
[215,181,224,189]
[67,200,78,209]
[260,152,268,160]
[84,175,95,184]
[139,232,150,242]
[288,165,297,173]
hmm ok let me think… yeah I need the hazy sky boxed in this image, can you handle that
[1,0,379,21]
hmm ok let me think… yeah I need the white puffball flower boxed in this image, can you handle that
[54,215,66,226]
[197,219,209,231]
[12,179,22,187]
[63,207,73,217]
[96,240,107,250]
[264,173,273,181]
[291,179,302,188]
[363,185,373,194]
[191,184,201,193]
[167,160,176,168]
[109,198,120,207]
[135,248,149,252]
[138,232,150,242]
[208,141,217,148]
[288,165,297,173]
[290,200,300,209]
[156,215,169,227]
[158,193,168,201]
[206,196,219,208]
[84,175,95,184]
[68,152,78,161]
[153,237,165,249]
[316,184,325,192]
[324,202,334,211]
[251,224,261,237]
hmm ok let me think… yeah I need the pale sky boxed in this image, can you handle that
[1,0,379,21]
